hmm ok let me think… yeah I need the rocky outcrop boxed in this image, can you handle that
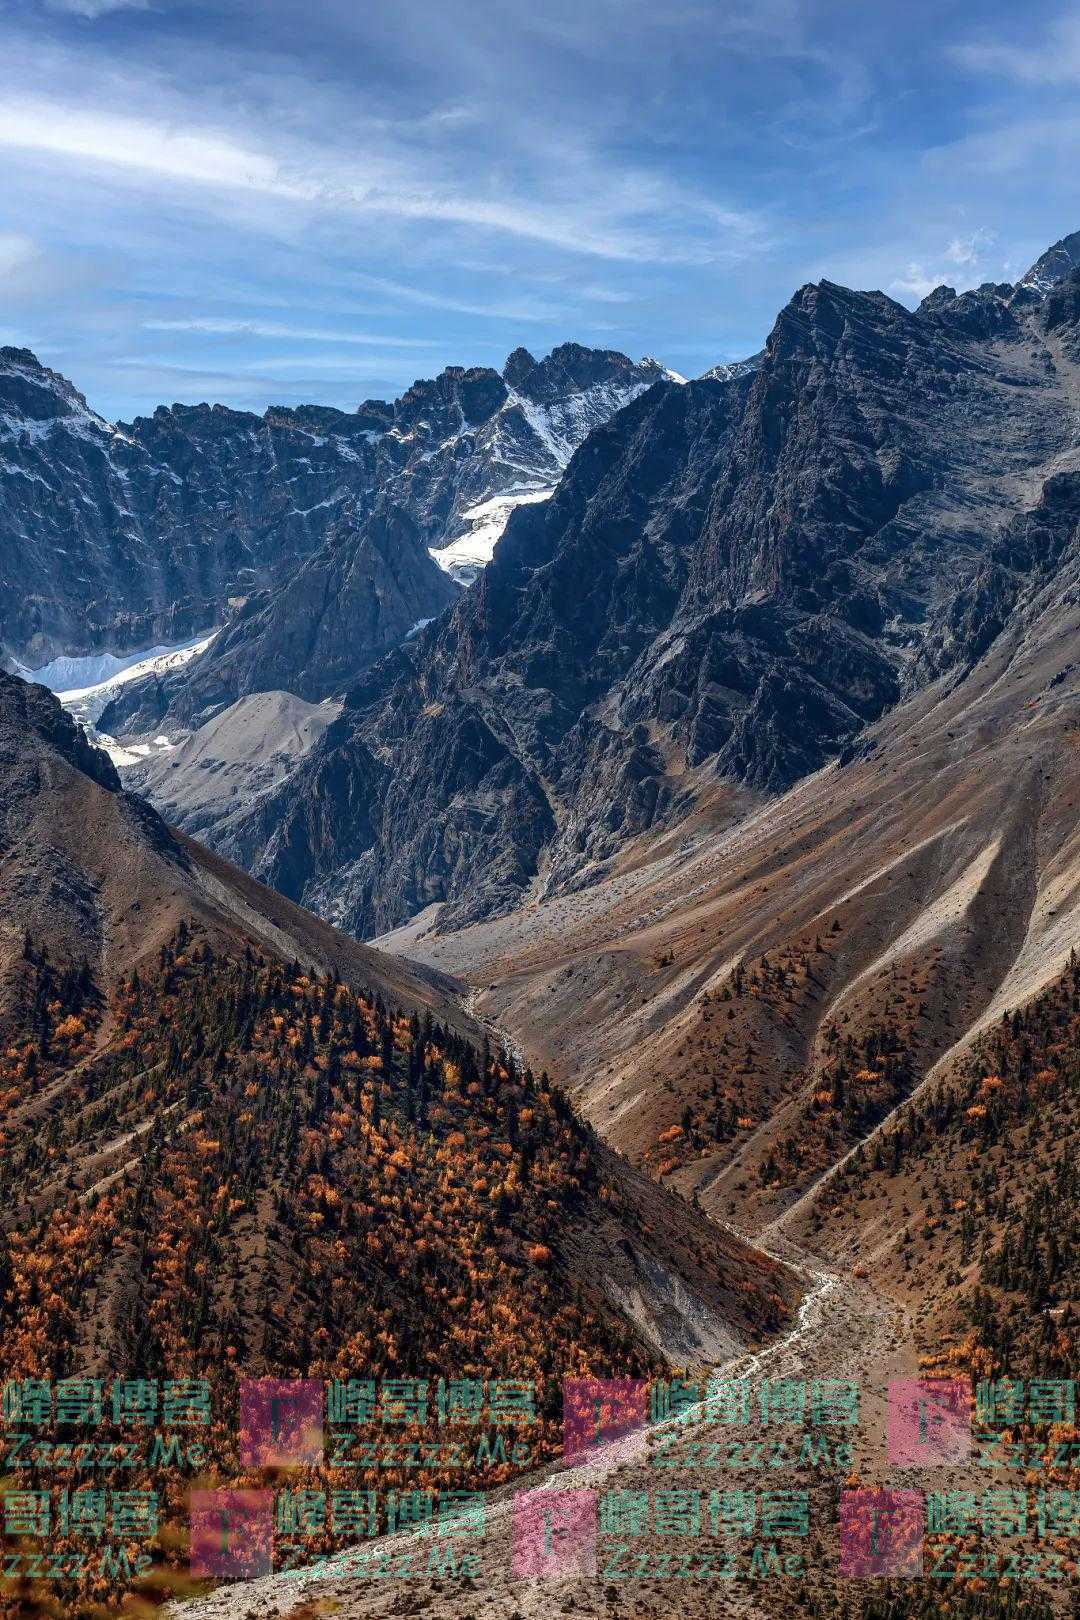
[0,670,122,797]
[0,348,398,667]
[1,343,666,693]
[215,232,1080,941]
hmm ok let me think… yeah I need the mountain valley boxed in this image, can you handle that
[3,231,1080,1620]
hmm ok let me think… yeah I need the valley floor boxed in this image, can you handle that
[169,1176,918,1620]
[169,983,926,1620]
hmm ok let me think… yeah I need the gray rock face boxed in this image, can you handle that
[223,244,1080,941]
[121,688,340,841]
[101,500,460,732]
[0,348,395,667]
[105,347,668,730]
[0,341,666,723]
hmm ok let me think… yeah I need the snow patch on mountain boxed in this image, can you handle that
[428,367,667,584]
[644,357,688,384]
[42,634,216,727]
[511,375,655,469]
[430,489,552,582]
[28,635,212,697]
[700,351,765,383]
[94,731,177,768]
[1013,229,1080,300]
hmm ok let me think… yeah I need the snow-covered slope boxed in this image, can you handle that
[1012,228,1080,300]
[699,351,765,383]
[20,635,213,701]
[422,348,677,583]
[47,634,216,727]
[22,634,217,763]
[430,490,552,578]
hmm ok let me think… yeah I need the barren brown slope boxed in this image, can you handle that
[0,669,807,1619]
[0,671,469,1040]
[0,668,797,1380]
[380,472,1080,1239]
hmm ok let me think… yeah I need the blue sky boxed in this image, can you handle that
[3,0,1080,420]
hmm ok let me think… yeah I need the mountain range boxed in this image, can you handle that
[3,228,1080,1620]
[0,343,670,719]
[167,233,1080,946]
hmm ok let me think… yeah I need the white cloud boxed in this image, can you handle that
[953,15,1080,86]
[44,0,150,15]
[890,262,947,301]
[0,96,764,265]
[0,102,288,192]
[142,317,435,346]
[944,227,996,267]
[889,226,1002,303]
[577,284,636,304]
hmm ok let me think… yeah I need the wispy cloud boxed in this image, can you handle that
[922,113,1080,180]
[6,0,1077,419]
[890,263,944,301]
[0,96,764,265]
[103,356,405,408]
[952,14,1080,86]
[43,0,150,16]
[239,354,442,373]
[142,317,435,346]
[114,353,412,375]
[577,284,637,304]
[345,272,568,323]
[889,228,1001,302]
[944,227,997,266]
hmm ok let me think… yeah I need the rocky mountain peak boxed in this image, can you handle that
[1014,226,1080,299]
[502,346,538,387]
[394,363,508,432]
[2,333,670,683]
[0,345,44,369]
[700,352,764,383]
[916,280,1018,340]
[515,340,656,404]
[764,278,916,371]
[0,345,103,428]
[0,669,121,792]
